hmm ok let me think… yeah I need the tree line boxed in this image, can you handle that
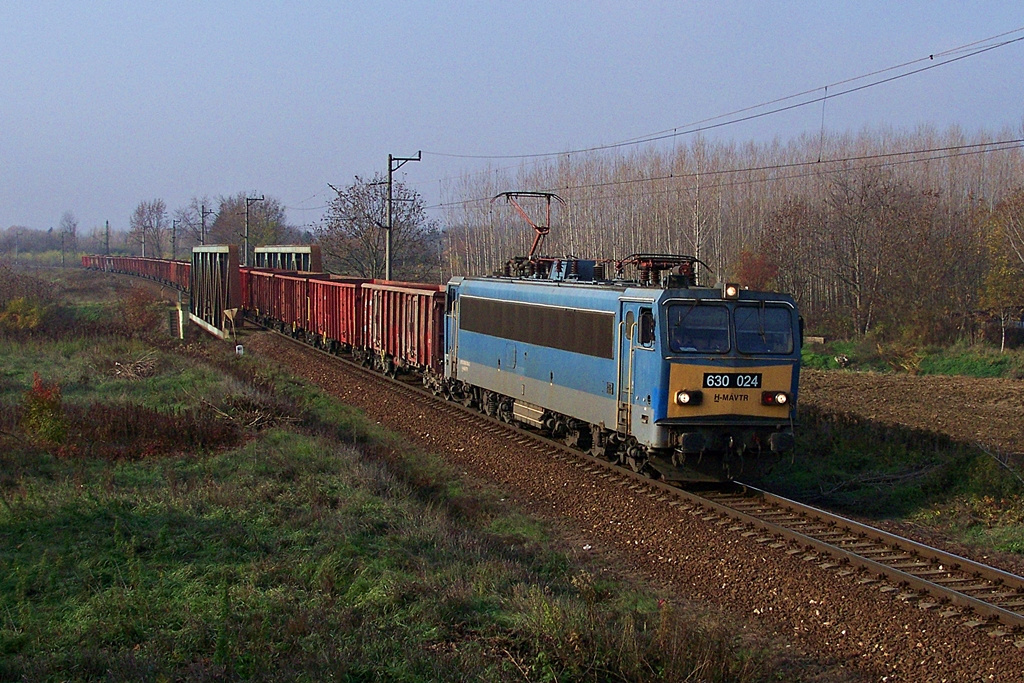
[5,125,1021,346]
[131,194,301,262]
[1,194,305,266]
[441,126,1024,345]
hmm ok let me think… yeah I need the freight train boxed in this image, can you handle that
[83,249,801,481]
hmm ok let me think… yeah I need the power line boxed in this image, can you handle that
[574,142,1024,205]
[426,138,1024,210]
[421,27,1024,162]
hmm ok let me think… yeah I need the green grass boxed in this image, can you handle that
[802,338,1024,378]
[916,345,1022,378]
[1,376,770,681]
[0,268,779,682]
[0,337,237,412]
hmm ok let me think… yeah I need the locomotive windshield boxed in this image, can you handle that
[735,304,795,355]
[667,301,795,355]
[667,304,730,353]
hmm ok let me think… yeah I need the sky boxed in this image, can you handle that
[2,1,1023,235]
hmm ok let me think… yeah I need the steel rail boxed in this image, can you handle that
[694,485,1024,630]
[754,487,1024,591]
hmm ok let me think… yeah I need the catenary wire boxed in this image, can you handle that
[425,138,1024,209]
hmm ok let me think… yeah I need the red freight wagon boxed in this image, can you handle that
[277,273,330,335]
[239,267,254,310]
[140,257,154,276]
[246,269,294,323]
[239,267,279,312]
[362,281,445,374]
[169,260,191,291]
[308,276,370,351]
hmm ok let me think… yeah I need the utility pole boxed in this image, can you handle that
[244,195,264,267]
[201,204,214,245]
[385,151,421,281]
[61,231,65,267]
[105,220,110,255]
[172,219,180,260]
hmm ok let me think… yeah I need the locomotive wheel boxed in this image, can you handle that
[563,427,591,451]
[624,438,648,473]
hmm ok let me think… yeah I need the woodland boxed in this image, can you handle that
[440,126,1024,345]
[4,127,1023,347]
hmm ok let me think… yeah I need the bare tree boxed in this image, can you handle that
[58,211,78,255]
[128,199,168,257]
[316,175,442,281]
[993,189,1024,267]
[172,197,215,255]
[207,193,296,259]
[983,194,1024,351]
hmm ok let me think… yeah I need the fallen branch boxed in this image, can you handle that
[114,350,158,379]
[975,442,1024,488]
[819,465,937,496]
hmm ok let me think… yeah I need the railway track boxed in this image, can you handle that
[691,485,1024,636]
[263,327,1024,645]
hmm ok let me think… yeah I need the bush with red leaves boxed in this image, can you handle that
[20,372,66,444]
[56,402,243,460]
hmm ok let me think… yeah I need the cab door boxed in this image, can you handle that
[618,301,658,436]
[444,282,460,379]
[616,303,640,432]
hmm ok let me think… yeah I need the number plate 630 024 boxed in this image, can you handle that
[702,372,762,389]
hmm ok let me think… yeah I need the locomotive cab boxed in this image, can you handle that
[623,284,800,481]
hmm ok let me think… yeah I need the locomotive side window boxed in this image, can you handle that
[735,305,794,355]
[668,304,729,353]
[460,296,615,359]
[639,308,655,347]
[445,286,457,314]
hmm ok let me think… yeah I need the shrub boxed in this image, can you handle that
[117,287,165,339]
[20,372,66,444]
[0,297,53,332]
[58,401,243,460]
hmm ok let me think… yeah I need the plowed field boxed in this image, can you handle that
[800,369,1024,457]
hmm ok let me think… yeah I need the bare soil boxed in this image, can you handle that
[800,368,1024,584]
[800,369,1024,458]
[242,331,1024,682]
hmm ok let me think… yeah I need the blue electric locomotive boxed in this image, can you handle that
[441,254,801,481]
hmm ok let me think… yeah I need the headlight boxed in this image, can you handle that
[722,283,740,299]
[675,390,703,406]
[761,391,789,406]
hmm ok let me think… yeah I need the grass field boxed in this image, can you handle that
[0,267,776,681]
[801,337,1024,378]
